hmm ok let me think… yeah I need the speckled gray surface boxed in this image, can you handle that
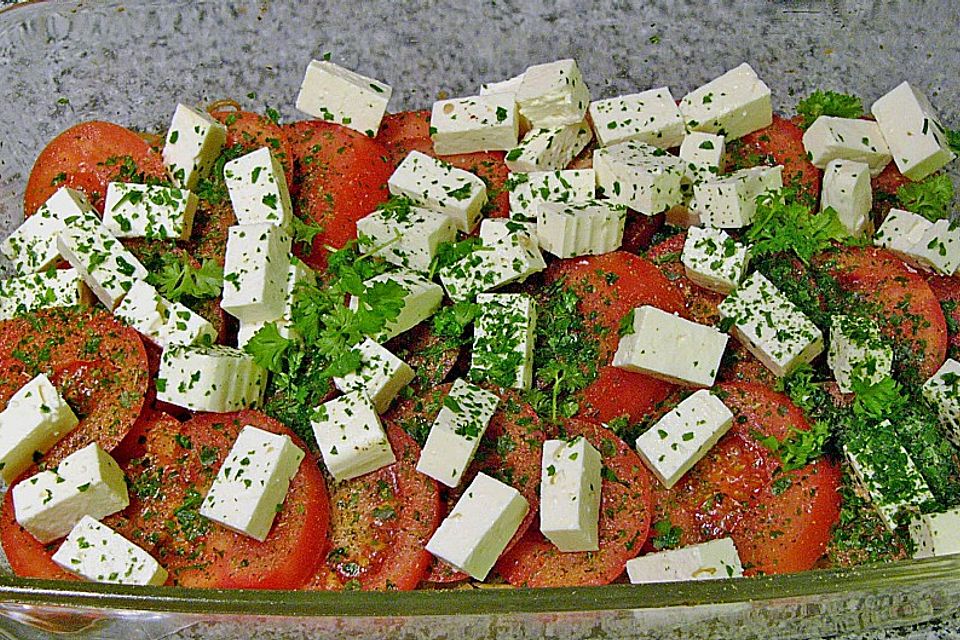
[1,0,960,638]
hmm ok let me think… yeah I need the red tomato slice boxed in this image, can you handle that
[730,115,821,200]
[284,121,394,267]
[210,109,295,193]
[578,366,675,424]
[872,162,910,199]
[495,419,653,587]
[385,323,462,394]
[24,121,168,215]
[377,110,434,162]
[621,212,665,254]
[926,273,960,360]
[0,308,149,465]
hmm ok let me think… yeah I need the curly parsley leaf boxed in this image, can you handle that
[291,215,324,247]
[650,519,683,550]
[851,376,908,421]
[429,237,484,278]
[757,419,831,472]
[746,189,848,264]
[795,90,864,129]
[896,173,955,222]
[244,323,292,373]
[147,255,223,302]
[432,301,480,342]
[947,128,960,156]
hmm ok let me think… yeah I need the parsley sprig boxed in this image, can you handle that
[146,254,223,302]
[896,173,954,222]
[795,90,864,129]
[746,188,848,265]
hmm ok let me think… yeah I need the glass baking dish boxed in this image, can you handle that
[2,0,960,637]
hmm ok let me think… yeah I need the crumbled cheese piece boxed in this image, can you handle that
[53,516,168,586]
[237,257,316,348]
[224,147,294,228]
[680,226,749,295]
[439,232,545,302]
[874,209,960,275]
[356,202,457,272]
[689,165,782,229]
[821,159,872,236]
[507,169,595,225]
[220,223,293,323]
[156,344,268,413]
[312,390,396,482]
[1,187,95,275]
[539,437,602,552]
[0,268,92,321]
[515,59,591,128]
[626,538,744,583]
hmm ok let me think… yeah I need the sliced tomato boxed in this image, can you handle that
[621,212,665,254]
[817,246,947,379]
[0,308,149,465]
[872,162,910,199]
[0,358,32,408]
[24,121,168,214]
[377,110,434,162]
[210,109,295,192]
[645,233,724,326]
[578,366,675,424]
[927,274,960,360]
[729,115,821,200]
[496,419,653,587]
[386,322,462,394]
[546,251,686,361]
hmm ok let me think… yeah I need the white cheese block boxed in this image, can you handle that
[295,59,392,137]
[821,159,872,236]
[221,223,292,323]
[53,516,168,586]
[593,141,687,214]
[478,218,536,245]
[388,151,488,233]
[874,208,932,259]
[471,293,537,390]
[439,232,546,302]
[910,508,960,559]
[871,81,956,181]
[161,301,217,348]
[504,120,593,172]
[113,279,167,344]
[431,94,519,155]
[425,471,529,580]
[844,427,934,533]
[680,226,749,295]
[923,358,960,443]
[200,425,305,542]
[507,169,595,224]
[13,442,129,544]
[102,182,198,240]
[312,390,396,482]
[162,103,227,189]
[356,202,457,272]
[718,272,823,377]
[223,147,294,229]
[589,87,685,149]
[635,390,734,488]
[156,344,267,413]
[679,63,773,141]
[333,339,415,413]
[612,305,728,387]
[515,59,591,128]
[416,379,500,488]
[0,374,78,484]
[802,116,892,177]
[349,271,443,342]
[626,537,744,584]
[480,72,525,96]
[536,199,626,258]
[236,257,316,348]
[1,187,95,275]
[690,165,783,229]
[679,132,726,170]
[539,437,602,552]
[827,315,893,394]
[0,268,92,321]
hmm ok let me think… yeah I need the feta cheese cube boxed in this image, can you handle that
[311,390,396,482]
[539,437,602,552]
[439,232,546,302]
[0,268,92,321]
[718,272,823,377]
[871,81,956,180]
[827,315,893,394]
[356,201,457,272]
[635,390,734,488]
[113,279,167,344]
[690,165,783,229]
[910,508,960,559]
[478,218,536,245]
[680,226,749,295]
[923,358,960,442]
[589,88,685,149]
[57,214,148,310]
[844,426,934,532]
[626,537,744,583]
[679,132,726,170]
[504,120,593,172]
[12,442,128,543]
[162,104,227,189]
[221,223,292,323]
[333,339,415,413]
[236,257,316,348]
[821,159,872,236]
[161,301,217,348]
[431,94,519,155]
[388,151,487,233]
[471,293,537,390]
[536,199,626,258]
[295,60,392,136]
[679,63,773,140]
[103,182,198,240]
[480,72,525,96]
[0,374,78,484]
[156,344,267,413]
[915,219,960,276]
[200,425,305,542]
[874,208,932,259]
[223,147,294,228]
[425,471,529,580]
[349,271,443,342]
[1,187,95,275]
[593,141,687,214]
[802,116,892,177]
[515,59,591,128]
[612,306,728,387]
[507,169,595,224]
[416,379,500,488]
[53,516,168,586]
